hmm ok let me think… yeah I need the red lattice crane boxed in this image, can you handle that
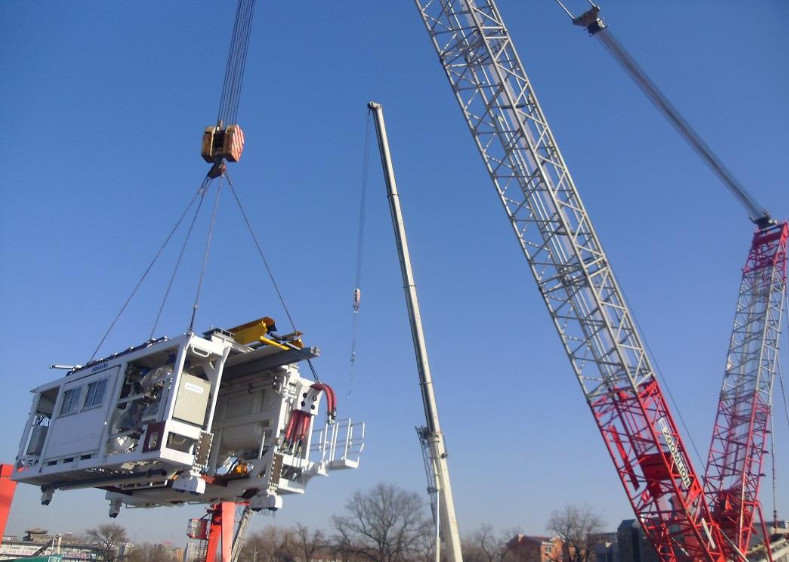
[704,223,788,558]
[562,6,788,558]
[413,1,785,560]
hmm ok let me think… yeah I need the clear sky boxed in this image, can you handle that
[1,0,787,547]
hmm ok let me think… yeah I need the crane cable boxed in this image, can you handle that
[217,0,256,127]
[349,110,373,374]
[90,0,261,361]
[224,171,319,382]
[617,279,704,467]
[189,177,224,333]
[772,300,789,523]
[88,177,209,363]
[554,0,773,228]
[153,177,214,338]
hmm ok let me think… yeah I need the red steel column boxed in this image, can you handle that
[0,464,18,544]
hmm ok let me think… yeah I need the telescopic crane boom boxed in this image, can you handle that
[368,101,463,562]
[414,1,730,560]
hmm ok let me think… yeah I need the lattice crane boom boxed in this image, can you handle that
[413,1,727,560]
[559,6,788,557]
[704,222,788,556]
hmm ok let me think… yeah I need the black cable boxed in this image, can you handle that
[224,173,320,381]
[151,177,213,338]
[218,0,256,126]
[350,110,373,367]
[89,183,205,362]
[225,173,297,333]
[189,176,224,333]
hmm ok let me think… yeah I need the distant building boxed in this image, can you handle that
[0,530,104,561]
[506,534,564,562]
[183,541,206,562]
[591,532,618,562]
[616,520,657,562]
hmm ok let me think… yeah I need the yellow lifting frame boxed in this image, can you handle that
[229,317,302,350]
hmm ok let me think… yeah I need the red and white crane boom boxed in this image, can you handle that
[413,1,728,560]
[560,6,789,557]
[705,223,788,558]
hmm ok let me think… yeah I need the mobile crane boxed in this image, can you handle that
[561,5,789,558]
[412,1,779,560]
[368,101,464,562]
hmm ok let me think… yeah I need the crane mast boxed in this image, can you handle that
[704,223,788,557]
[413,1,727,560]
[368,101,464,562]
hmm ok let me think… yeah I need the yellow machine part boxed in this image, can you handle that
[230,317,288,349]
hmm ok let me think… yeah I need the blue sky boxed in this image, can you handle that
[1,0,787,547]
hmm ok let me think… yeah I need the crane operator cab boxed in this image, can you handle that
[12,317,364,518]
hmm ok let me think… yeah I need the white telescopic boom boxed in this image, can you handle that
[368,101,463,562]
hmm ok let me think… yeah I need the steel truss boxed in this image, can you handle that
[705,222,788,557]
[413,1,726,560]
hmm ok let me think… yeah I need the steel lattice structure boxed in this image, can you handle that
[705,222,788,557]
[413,1,727,560]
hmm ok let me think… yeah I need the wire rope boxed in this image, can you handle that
[217,0,256,126]
[349,110,373,367]
[225,173,296,332]
[152,178,212,338]
[189,176,225,333]
[88,183,206,362]
[618,281,705,467]
[224,172,320,382]
[771,299,789,522]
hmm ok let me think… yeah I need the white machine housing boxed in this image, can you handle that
[13,327,364,514]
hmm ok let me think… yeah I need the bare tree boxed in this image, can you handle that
[547,505,605,562]
[293,523,326,562]
[86,524,129,562]
[332,482,432,562]
[126,542,180,562]
[239,526,296,562]
[463,525,526,562]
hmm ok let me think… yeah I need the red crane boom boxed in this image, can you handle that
[412,1,741,559]
[705,223,788,557]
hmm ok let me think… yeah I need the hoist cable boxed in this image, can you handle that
[619,281,704,466]
[772,300,789,521]
[225,173,297,333]
[224,173,318,381]
[88,182,206,362]
[770,404,778,525]
[217,0,256,126]
[592,28,771,226]
[189,176,225,333]
[349,110,373,368]
[151,177,213,339]
[218,0,253,124]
